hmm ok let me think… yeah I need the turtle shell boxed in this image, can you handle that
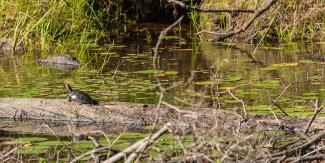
[69,90,97,105]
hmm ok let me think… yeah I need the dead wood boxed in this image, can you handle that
[0,98,324,137]
[304,105,324,134]
[285,154,325,162]
[213,0,277,41]
[103,123,170,163]
[168,0,277,42]
[257,130,325,162]
[167,0,255,13]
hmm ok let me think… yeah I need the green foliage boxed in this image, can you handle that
[134,70,178,75]
[0,0,105,53]
[194,81,218,85]
[261,63,298,71]
[253,79,280,88]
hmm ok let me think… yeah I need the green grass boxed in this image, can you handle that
[0,0,108,56]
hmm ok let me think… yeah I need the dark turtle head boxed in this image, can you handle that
[92,100,99,105]
[65,84,73,92]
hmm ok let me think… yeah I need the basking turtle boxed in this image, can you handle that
[65,84,98,105]
[37,54,80,65]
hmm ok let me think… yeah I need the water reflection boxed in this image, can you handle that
[1,24,325,115]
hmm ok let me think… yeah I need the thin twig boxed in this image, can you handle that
[44,123,75,159]
[269,83,292,117]
[304,105,324,134]
[150,15,183,142]
[258,130,325,160]
[292,146,325,163]
[227,90,247,120]
[162,101,198,119]
[152,15,183,91]
[0,146,20,160]
[70,146,114,163]
[112,59,123,80]
[104,123,171,163]
[221,135,254,162]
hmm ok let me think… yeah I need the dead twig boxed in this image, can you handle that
[151,15,183,140]
[0,146,20,160]
[103,123,171,163]
[270,83,292,117]
[44,123,76,159]
[227,90,247,121]
[258,130,325,161]
[304,105,324,134]
[162,101,198,119]
[70,146,114,163]
[291,146,325,163]
[221,135,255,162]
[152,15,183,91]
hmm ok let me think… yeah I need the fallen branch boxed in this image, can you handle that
[70,146,114,163]
[151,15,183,140]
[258,130,325,161]
[124,123,171,162]
[103,123,171,163]
[0,146,20,161]
[291,146,325,162]
[167,0,255,13]
[213,0,277,41]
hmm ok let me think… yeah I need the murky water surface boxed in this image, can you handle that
[1,24,325,116]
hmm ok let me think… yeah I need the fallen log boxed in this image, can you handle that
[0,98,152,124]
[0,98,323,136]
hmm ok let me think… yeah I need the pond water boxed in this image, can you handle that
[1,23,325,116]
[1,23,325,160]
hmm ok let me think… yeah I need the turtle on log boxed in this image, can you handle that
[65,84,98,105]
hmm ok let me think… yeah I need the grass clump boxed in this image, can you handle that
[0,0,108,54]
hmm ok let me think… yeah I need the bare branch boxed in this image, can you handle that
[304,105,324,134]
[258,130,325,161]
[0,146,20,161]
[167,0,255,13]
[214,0,277,41]
[104,123,171,163]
